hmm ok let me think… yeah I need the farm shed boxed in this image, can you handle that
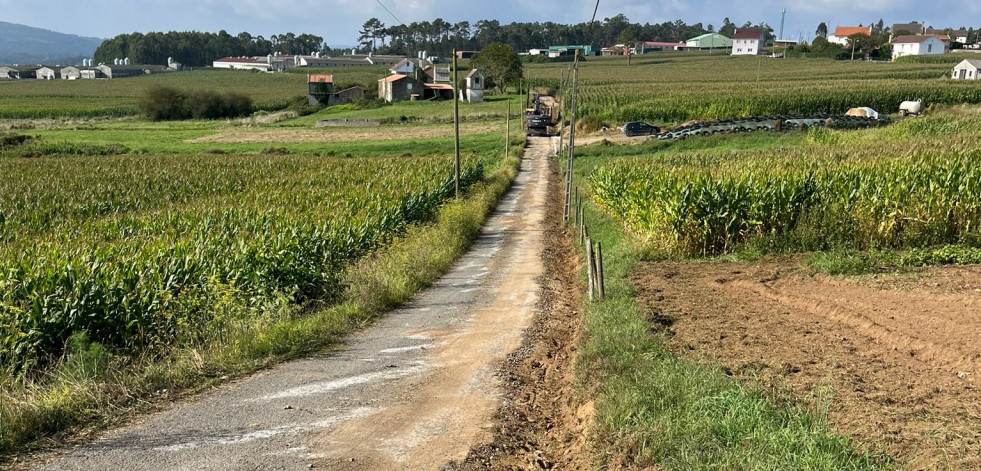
[686,33,732,50]
[953,59,981,80]
[308,74,334,106]
[96,64,168,79]
[80,68,107,79]
[60,66,82,80]
[36,66,60,80]
[891,35,947,60]
[731,28,765,55]
[378,74,426,102]
[0,66,39,79]
[639,41,686,53]
[332,86,367,105]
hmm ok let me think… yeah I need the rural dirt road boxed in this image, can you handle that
[30,137,554,471]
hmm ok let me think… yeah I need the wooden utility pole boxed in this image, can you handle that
[563,50,580,222]
[505,98,510,158]
[453,48,461,198]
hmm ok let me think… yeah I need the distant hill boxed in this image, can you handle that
[0,21,103,66]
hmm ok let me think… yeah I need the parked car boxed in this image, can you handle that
[622,121,661,137]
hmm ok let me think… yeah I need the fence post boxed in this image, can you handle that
[586,237,595,301]
[596,241,606,299]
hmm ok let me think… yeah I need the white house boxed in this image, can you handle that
[891,35,947,60]
[731,28,765,55]
[953,59,981,80]
[827,26,872,46]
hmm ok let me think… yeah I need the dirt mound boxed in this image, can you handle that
[632,259,981,469]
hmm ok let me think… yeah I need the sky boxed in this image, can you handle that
[3,0,979,46]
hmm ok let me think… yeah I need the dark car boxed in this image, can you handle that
[622,121,661,137]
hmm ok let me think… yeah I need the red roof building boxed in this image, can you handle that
[731,28,766,55]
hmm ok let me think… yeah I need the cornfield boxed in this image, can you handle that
[591,113,981,256]
[0,153,483,372]
[526,54,980,123]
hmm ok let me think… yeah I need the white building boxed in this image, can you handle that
[212,55,295,72]
[827,26,872,46]
[731,28,766,55]
[463,69,484,103]
[891,35,947,60]
[953,59,981,80]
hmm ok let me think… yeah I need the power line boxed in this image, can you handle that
[589,0,602,25]
[375,0,406,26]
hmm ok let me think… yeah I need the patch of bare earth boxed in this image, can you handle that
[187,122,496,144]
[448,147,592,470]
[632,258,981,469]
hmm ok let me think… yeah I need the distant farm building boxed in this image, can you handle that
[455,51,478,59]
[953,59,981,80]
[686,33,732,50]
[892,35,947,60]
[0,66,39,79]
[213,57,276,72]
[36,66,60,80]
[464,69,484,103]
[378,74,426,102]
[548,45,599,57]
[731,28,766,55]
[828,26,872,46]
[637,41,686,53]
[422,64,451,84]
[308,74,335,106]
[390,58,424,76]
[333,85,367,104]
[96,64,168,79]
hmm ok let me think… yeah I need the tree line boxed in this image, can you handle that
[94,31,329,67]
[357,15,773,55]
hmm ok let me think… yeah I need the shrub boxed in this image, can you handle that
[138,86,254,121]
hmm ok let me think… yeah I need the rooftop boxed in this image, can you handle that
[832,26,872,37]
[892,35,940,44]
[731,28,766,40]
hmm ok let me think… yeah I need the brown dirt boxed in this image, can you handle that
[447,146,592,470]
[632,258,981,469]
[187,122,496,144]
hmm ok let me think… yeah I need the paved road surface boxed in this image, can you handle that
[31,137,552,471]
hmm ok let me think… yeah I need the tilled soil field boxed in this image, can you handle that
[633,259,981,469]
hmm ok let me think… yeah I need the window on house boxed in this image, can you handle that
[928,44,933,53]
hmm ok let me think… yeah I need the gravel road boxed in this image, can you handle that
[30,137,553,471]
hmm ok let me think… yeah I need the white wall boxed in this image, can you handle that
[892,37,946,60]
[731,38,761,55]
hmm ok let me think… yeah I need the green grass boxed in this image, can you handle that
[0,70,308,118]
[567,154,892,470]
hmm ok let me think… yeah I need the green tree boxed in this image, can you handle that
[472,42,523,93]
[816,22,828,38]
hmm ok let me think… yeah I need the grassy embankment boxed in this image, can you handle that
[0,90,526,456]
